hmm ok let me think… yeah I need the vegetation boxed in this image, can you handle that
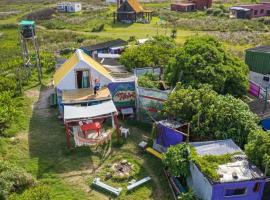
[163,85,259,147]
[0,160,36,199]
[120,36,176,72]
[165,36,249,97]
[162,143,190,177]
[190,148,236,182]
[138,72,160,89]
[163,144,238,182]
[9,185,51,200]
[245,130,270,175]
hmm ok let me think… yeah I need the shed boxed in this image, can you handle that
[80,39,127,56]
[114,0,152,23]
[246,46,270,87]
[187,139,266,200]
[229,7,252,19]
[57,2,82,13]
[152,120,188,153]
[171,3,196,12]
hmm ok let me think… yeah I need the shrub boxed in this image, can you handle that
[91,24,104,32]
[0,160,35,200]
[138,72,159,89]
[162,144,190,177]
[9,185,51,200]
[245,129,270,175]
[0,92,17,135]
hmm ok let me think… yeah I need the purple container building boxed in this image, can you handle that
[188,139,266,200]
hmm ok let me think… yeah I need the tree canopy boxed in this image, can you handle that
[163,85,259,147]
[164,36,249,97]
[120,36,176,71]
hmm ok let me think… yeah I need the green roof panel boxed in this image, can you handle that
[245,46,270,74]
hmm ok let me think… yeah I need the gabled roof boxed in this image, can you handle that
[53,52,79,86]
[53,49,113,86]
[128,0,144,12]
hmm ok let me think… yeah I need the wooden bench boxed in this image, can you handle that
[127,176,151,191]
[146,147,162,159]
[92,178,122,196]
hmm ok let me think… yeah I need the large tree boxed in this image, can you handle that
[165,36,249,97]
[163,85,259,147]
[120,36,176,73]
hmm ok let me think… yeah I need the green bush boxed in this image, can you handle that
[9,185,51,200]
[0,160,35,200]
[178,190,196,200]
[245,129,270,175]
[0,92,17,135]
[138,72,159,89]
[91,24,104,32]
[162,144,190,177]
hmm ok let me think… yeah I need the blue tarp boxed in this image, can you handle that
[156,123,184,148]
[261,118,270,131]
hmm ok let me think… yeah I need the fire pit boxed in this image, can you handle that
[110,159,139,180]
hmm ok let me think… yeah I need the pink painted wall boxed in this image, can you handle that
[240,3,270,18]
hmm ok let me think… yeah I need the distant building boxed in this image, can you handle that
[80,39,128,57]
[230,3,270,19]
[114,0,152,23]
[188,139,266,200]
[57,2,82,13]
[171,0,212,12]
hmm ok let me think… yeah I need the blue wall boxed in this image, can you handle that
[211,180,265,200]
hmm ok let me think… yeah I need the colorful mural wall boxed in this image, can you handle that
[108,82,135,108]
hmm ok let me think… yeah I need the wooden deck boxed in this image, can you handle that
[62,87,111,104]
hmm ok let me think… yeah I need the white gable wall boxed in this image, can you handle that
[187,162,213,200]
[75,59,112,87]
[56,59,112,91]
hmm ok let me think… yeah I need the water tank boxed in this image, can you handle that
[19,20,36,38]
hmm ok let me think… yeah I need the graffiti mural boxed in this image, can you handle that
[108,82,135,108]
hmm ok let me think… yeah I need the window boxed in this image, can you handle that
[225,188,247,197]
[261,9,264,14]
[254,10,258,15]
[253,182,261,192]
[267,10,270,15]
[76,70,90,89]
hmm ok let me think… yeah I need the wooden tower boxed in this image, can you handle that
[18,20,42,83]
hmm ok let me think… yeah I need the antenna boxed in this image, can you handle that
[18,20,42,84]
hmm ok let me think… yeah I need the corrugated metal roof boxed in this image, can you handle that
[191,139,243,156]
[81,39,127,52]
[81,51,113,80]
[64,100,117,121]
[247,46,270,53]
[245,46,270,74]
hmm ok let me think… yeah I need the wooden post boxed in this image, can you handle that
[65,123,71,149]
[113,114,120,140]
